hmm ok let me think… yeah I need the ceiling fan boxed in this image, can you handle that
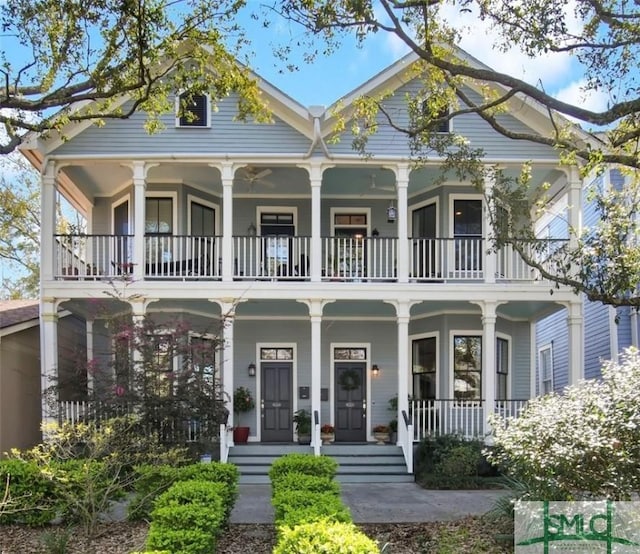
[364,174,395,194]
[235,166,275,191]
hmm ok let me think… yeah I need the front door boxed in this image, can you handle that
[335,363,367,442]
[113,200,130,271]
[261,362,292,442]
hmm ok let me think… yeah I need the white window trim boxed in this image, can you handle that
[538,343,554,395]
[174,92,211,128]
[187,194,220,236]
[145,191,178,235]
[448,330,482,399]
[409,198,440,238]
[255,342,297,443]
[330,207,371,236]
[330,342,372,439]
[496,333,511,400]
[409,331,439,400]
[448,193,485,238]
[256,206,298,235]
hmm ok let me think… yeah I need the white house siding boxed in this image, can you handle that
[329,81,558,160]
[51,96,312,156]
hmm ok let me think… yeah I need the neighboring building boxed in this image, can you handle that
[535,169,637,391]
[19,49,588,470]
[0,300,41,455]
[0,300,87,455]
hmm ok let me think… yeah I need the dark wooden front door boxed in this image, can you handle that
[335,363,366,442]
[261,362,292,442]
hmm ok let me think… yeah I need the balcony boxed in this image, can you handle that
[53,234,563,284]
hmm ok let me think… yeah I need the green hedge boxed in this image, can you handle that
[0,459,59,526]
[146,527,215,554]
[129,461,239,520]
[272,472,340,497]
[269,453,338,483]
[151,503,224,537]
[274,520,379,554]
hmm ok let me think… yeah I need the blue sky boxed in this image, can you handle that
[234,2,608,115]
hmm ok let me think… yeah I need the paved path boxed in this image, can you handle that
[230,483,505,524]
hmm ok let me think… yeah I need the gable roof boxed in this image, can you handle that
[0,300,39,331]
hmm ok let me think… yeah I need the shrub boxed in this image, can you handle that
[272,473,340,497]
[151,503,224,536]
[153,480,227,514]
[273,490,351,526]
[273,520,379,554]
[145,526,215,554]
[416,434,491,489]
[0,458,59,526]
[269,453,338,483]
[488,349,640,500]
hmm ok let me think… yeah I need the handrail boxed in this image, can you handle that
[401,409,413,474]
[313,410,321,456]
[219,423,231,463]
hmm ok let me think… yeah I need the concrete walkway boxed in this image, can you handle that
[230,483,505,524]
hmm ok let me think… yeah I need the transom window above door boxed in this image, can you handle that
[334,348,366,360]
[261,347,293,360]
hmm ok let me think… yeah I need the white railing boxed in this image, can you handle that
[313,410,321,456]
[233,236,311,279]
[409,238,483,281]
[401,410,414,474]
[322,236,397,281]
[55,234,133,279]
[145,235,220,279]
[411,398,529,441]
[220,423,232,463]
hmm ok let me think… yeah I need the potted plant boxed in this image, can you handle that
[233,386,255,444]
[293,409,312,444]
[320,423,335,444]
[373,424,390,445]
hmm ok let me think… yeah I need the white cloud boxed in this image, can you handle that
[554,79,611,120]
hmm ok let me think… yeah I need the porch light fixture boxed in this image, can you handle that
[248,362,256,377]
[371,364,380,377]
[386,202,397,222]
[247,222,257,236]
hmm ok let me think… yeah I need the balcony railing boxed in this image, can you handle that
[410,398,529,440]
[53,234,566,284]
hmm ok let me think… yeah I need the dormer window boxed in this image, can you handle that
[176,92,210,128]
[416,99,451,133]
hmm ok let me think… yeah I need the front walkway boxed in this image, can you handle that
[230,483,505,524]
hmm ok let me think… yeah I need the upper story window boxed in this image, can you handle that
[145,198,173,235]
[419,101,450,133]
[176,92,210,128]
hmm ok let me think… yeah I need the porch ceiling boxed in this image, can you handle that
[58,160,566,204]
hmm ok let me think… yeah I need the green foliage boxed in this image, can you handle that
[39,527,72,554]
[416,435,493,489]
[153,480,227,512]
[273,490,351,527]
[273,520,379,554]
[272,472,340,497]
[293,409,312,435]
[0,458,59,525]
[269,453,338,483]
[145,526,216,554]
[151,503,224,536]
[233,386,255,413]
[488,348,640,500]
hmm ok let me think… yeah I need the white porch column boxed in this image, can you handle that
[132,162,146,281]
[217,301,236,429]
[484,170,496,284]
[40,300,59,429]
[567,166,583,250]
[86,320,94,394]
[309,165,323,283]
[41,162,56,281]
[220,163,234,282]
[568,301,584,385]
[481,301,497,438]
[310,302,323,445]
[388,165,410,283]
[396,302,411,444]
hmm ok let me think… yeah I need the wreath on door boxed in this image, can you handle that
[338,369,361,391]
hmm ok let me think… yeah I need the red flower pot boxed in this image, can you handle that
[233,426,250,444]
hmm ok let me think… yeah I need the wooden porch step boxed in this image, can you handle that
[228,443,412,485]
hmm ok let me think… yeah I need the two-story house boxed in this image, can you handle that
[20,48,587,474]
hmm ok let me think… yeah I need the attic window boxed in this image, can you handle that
[177,92,209,128]
[420,101,451,133]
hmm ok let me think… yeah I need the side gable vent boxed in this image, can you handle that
[178,93,209,127]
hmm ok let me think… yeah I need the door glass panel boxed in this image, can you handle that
[191,202,215,236]
[453,199,482,271]
[412,337,436,400]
